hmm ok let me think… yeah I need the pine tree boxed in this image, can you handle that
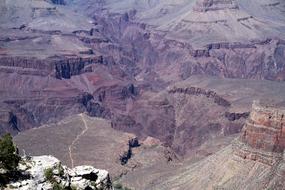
[0,134,20,171]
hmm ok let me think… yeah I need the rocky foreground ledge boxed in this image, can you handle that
[4,155,112,190]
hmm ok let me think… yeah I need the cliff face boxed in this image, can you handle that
[154,37,285,82]
[0,55,103,79]
[241,101,285,153]
[122,100,285,190]
[235,101,285,165]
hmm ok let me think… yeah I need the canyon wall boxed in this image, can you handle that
[234,101,285,165]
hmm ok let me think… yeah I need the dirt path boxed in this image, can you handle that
[68,113,88,168]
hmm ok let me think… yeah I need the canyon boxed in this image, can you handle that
[0,0,285,189]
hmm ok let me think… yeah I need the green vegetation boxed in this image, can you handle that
[45,167,73,190]
[52,183,65,190]
[44,167,55,183]
[57,164,64,177]
[0,133,21,187]
[0,133,21,171]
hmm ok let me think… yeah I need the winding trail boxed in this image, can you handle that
[68,114,88,168]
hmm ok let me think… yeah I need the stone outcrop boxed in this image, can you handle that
[0,55,103,79]
[188,38,272,58]
[225,112,250,121]
[119,137,140,165]
[234,101,285,165]
[120,84,139,99]
[193,0,238,12]
[6,155,112,190]
[157,37,285,81]
[78,92,110,118]
[168,86,231,107]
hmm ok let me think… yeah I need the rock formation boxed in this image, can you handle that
[168,86,231,107]
[193,0,239,12]
[1,1,285,189]
[234,101,285,165]
[117,100,285,190]
[5,155,112,190]
[119,137,140,165]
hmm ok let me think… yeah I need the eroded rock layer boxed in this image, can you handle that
[235,101,285,165]
[193,0,238,12]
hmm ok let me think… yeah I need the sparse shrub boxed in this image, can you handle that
[44,168,55,183]
[45,167,71,190]
[57,164,64,177]
[52,183,64,190]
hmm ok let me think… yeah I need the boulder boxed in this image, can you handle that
[69,166,111,190]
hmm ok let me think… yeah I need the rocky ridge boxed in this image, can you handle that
[168,86,231,107]
[0,55,103,79]
[193,0,239,12]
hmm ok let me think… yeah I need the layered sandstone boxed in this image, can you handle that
[193,0,239,12]
[0,55,103,79]
[168,86,231,107]
[234,101,285,165]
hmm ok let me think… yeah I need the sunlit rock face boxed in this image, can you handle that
[241,101,285,153]
[235,101,285,165]
[6,155,112,190]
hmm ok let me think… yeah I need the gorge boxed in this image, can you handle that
[0,0,285,189]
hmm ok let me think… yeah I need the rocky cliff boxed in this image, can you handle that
[234,101,285,165]
[3,155,112,190]
[0,55,103,79]
[120,100,285,190]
